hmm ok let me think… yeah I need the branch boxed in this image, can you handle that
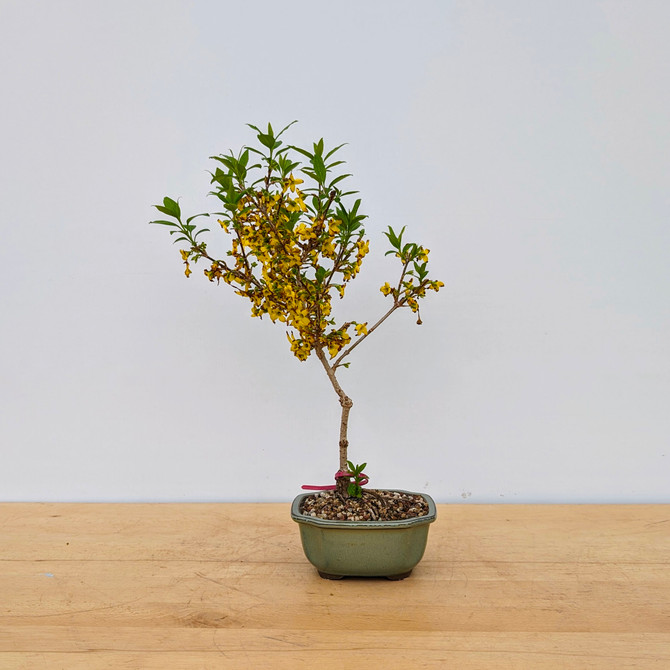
[315,345,347,402]
[331,301,401,371]
[331,275,434,372]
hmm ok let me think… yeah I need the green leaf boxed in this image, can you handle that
[186,213,210,225]
[413,261,428,279]
[324,143,347,160]
[163,196,181,216]
[258,133,274,150]
[291,146,313,160]
[283,210,301,231]
[385,225,406,249]
[275,120,298,139]
[328,174,351,189]
[311,154,327,184]
[245,146,268,159]
[153,196,181,220]
[210,154,236,171]
[150,219,179,227]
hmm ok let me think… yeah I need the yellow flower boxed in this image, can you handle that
[184,264,192,278]
[205,262,222,282]
[355,322,368,337]
[285,173,304,193]
[322,238,336,257]
[380,282,393,296]
[294,223,313,240]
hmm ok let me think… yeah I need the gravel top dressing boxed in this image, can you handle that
[299,489,430,522]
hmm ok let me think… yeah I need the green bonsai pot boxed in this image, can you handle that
[291,491,437,579]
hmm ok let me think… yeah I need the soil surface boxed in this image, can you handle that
[299,489,430,522]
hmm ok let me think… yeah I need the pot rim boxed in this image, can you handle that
[291,489,437,529]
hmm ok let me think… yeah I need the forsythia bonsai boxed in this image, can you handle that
[151,122,443,497]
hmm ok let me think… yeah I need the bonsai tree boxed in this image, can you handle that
[151,122,443,498]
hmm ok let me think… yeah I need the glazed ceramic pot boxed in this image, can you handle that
[291,490,436,579]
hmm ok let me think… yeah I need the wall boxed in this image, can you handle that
[1,0,668,502]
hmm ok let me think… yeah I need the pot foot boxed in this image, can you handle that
[386,570,412,581]
[318,571,344,580]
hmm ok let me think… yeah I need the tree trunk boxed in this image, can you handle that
[315,347,353,497]
[336,393,353,496]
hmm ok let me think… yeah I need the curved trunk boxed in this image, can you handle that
[315,347,353,496]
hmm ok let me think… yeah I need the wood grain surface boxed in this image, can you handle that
[1,503,668,668]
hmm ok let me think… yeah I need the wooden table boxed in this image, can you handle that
[1,503,669,668]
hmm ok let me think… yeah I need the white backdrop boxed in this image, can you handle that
[2,0,668,502]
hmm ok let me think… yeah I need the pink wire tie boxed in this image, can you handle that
[302,469,369,491]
